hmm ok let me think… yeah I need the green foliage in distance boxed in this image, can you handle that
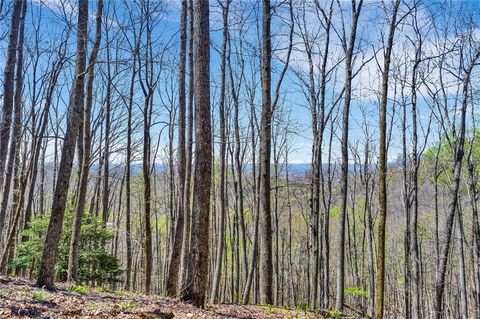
[344,286,368,298]
[424,129,480,185]
[11,209,122,284]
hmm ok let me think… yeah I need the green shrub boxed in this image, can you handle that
[11,209,122,284]
[68,284,89,294]
[295,302,309,311]
[95,286,112,293]
[118,301,135,311]
[32,290,48,301]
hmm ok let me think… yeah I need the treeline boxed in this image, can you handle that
[0,1,478,319]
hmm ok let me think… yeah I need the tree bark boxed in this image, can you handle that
[0,0,26,241]
[124,38,139,291]
[182,0,211,307]
[67,0,103,283]
[374,1,400,317]
[0,0,24,231]
[259,0,273,305]
[434,49,480,319]
[166,0,187,298]
[210,0,229,304]
[179,0,194,292]
[336,0,362,311]
[36,0,88,290]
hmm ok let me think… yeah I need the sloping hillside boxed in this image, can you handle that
[0,277,326,319]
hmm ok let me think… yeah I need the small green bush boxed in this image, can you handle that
[11,209,122,284]
[68,284,89,294]
[32,290,48,301]
[118,301,135,311]
[295,302,309,311]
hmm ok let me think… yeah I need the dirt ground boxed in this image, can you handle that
[0,277,326,318]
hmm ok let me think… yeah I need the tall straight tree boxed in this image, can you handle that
[67,0,103,283]
[409,13,423,318]
[123,23,141,292]
[36,0,88,290]
[179,0,195,291]
[139,26,155,296]
[166,0,188,297]
[258,0,293,305]
[375,0,400,317]
[210,0,230,304]
[182,0,211,308]
[259,0,273,305]
[335,0,363,311]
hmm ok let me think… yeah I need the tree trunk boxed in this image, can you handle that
[67,0,103,283]
[124,39,139,291]
[336,1,362,310]
[374,1,400,317]
[0,0,24,231]
[434,49,480,319]
[143,94,153,294]
[0,0,26,241]
[179,0,195,293]
[259,0,273,305]
[210,0,229,304]
[36,0,88,290]
[182,0,211,307]
[166,0,188,298]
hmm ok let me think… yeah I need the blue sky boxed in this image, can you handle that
[2,0,479,166]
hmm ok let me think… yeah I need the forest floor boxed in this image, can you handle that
[0,277,330,318]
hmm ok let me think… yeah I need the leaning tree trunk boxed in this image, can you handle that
[36,0,88,290]
[0,0,26,268]
[0,0,26,242]
[0,0,24,231]
[22,42,66,243]
[434,49,480,319]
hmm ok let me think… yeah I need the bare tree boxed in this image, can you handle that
[259,0,293,305]
[210,0,230,304]
[0,0,24,230]
[335,0,363,311]
[434,45,480,319]
[36,0,88,290]
[166,0,188,297]
[67,0,103,283]
[182,0,212,308]
[375,0,401,317]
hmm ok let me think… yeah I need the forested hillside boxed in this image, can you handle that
[0,0,479,318]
